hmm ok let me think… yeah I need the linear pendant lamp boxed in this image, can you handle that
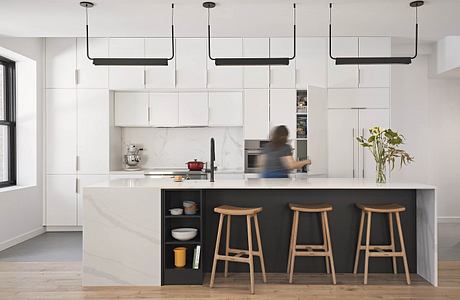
[79,2,175,66]
[203,2,296,66]
[329,1,424,65]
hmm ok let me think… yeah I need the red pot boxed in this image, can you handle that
[186,159,204,171]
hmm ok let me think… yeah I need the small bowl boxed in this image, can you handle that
[171,228,198,241]
[169,208,183,216]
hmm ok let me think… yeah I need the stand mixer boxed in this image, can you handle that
[123,144,143,170]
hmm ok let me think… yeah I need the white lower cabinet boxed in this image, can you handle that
[77,175,109,226]
[46,175,77,226]
[114,92,149,127]
[244,89,270,139]
[178,92,208,126]
[269,89,297,137]
[208,92,243,126]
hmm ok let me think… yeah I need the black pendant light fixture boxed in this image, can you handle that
[329,1,424,65]
[203,2,296,66]
[80,1,175,66]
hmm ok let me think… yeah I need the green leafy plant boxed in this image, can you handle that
[357,126,414,183]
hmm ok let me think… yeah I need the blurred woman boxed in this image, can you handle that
[259,125,311,178]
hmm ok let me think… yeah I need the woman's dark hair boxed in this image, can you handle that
[271,125,289,147]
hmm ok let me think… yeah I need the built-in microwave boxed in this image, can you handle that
[244,140,269,173]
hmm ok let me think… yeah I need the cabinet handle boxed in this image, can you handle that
[358,68,361,87]
[269,68,272,87]
[75,178,79,194]
[143,69,147,86]
[174,70,177,87]
[76,156,79,171]
[352,128,355,178]
[75,69,79,85]
[148,107,151,123]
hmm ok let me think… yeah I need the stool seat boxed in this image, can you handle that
[357,203,406,213]
[214,205,262,216]
[289,203,333,212]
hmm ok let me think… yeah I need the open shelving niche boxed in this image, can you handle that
[161,189,204,285]
[296,90,308,161]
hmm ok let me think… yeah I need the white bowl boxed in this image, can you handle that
[171,228,198,241]
[169,208,183,216]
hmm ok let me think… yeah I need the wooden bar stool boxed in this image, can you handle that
[353,203,411,285]
[209,205,267,294]
[287,203,336,284]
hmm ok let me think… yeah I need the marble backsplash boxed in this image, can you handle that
[121,127,244,171]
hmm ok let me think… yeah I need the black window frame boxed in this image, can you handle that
[0,56,16,188]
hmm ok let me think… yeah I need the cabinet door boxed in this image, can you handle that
[328,88,390,109]
[176,38,207,88]
[359,37,391,88]
[149,93,179,127]
[77,90,110,174]
[45,38,76,88]
[45,89,77,174]
[327,109,359,178]
[296,37,327,88]
[178,92,208,126]
[46,175,77,226]
[108,38,145,90]
[269,89,296,137]
[76,38,109,88]
[270,38,295,88]
[358,109,390,179]
[145,38,175,88]
[77,174,108,226]
[244,89,270,139]
[243,38,269,88]
[208,92,243,126]
[307,86,328,175]
[207,38,243,88]
[114,92,149,127]
[328,37,359,88]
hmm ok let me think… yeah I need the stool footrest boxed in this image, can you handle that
[294,250,331,257]
[228,248,262,257]
[359,245,393,251]
[368,251,404,257]
[216,254,250,264]
[296,245,327,251]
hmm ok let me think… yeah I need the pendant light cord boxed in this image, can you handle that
[85,5,92,60]
[169,3,175,60]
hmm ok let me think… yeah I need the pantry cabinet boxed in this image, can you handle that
[244,89,270,139]
[270,38,296,88]
[269,89,297,137]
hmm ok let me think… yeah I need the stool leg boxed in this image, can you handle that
[254,213,267,283]
[388,212,397,274]
[395,212,411,285]
[224,215,231,278]
[364,212,372,285]
[289,211,299,284]
[210,214,224,288]
[323,211,336,285]
[246,215,255,294]
[321,212,331,274]
[287,211,296,274]
[353,210,365,274]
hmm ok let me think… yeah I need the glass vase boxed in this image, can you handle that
[376,161,386,183]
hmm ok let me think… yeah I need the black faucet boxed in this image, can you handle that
[209,138,216,182]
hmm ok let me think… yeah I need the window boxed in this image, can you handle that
[0,56,16,187]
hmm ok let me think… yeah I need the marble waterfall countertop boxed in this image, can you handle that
[87,177,436,190]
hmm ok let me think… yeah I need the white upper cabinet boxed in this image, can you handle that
[149,93,179,127]
[46,38,76,88]
[296,37,327,88]
[358,37,391,88]
[244,89,270,139]
[208,92,243,126]
[328,37,359,88]
[243,38,269,88]
[114,92,149,127]
[108,38,145,90]
[145,38,176,89]
[328,88,390,109]
[178,92,208,126]
[45,89,77,174]
[46,175,77,226]
[77,90,110,174]
[270,38,296,88]
[176,38,207,88]
[207,38,243,88]
[76,38,109,89]
[269,89,297,137]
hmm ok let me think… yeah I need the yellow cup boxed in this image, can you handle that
[173,247,187,268]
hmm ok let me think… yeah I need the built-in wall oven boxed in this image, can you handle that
[244,140,269,173]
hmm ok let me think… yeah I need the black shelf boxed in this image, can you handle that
[165,214,200,219]
[165,237,201,245]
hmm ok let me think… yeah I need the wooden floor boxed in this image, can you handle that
[0,262,459,300]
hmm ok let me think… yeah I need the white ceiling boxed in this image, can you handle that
[1,0,459,42]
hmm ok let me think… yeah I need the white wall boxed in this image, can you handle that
[0,38,45,250]
[391,54,460,221]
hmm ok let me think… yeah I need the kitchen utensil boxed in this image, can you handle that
[123,144,143,170]
[171,228,198,241]
[169,208,183,216]
[183,201,197,215]
[186,159,204,171]
[173,247,187,268]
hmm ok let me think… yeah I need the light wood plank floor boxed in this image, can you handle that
[0,261,459,299]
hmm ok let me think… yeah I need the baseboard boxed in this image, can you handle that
[0,227,46,252]
[438,217,460,224]
[45,226,83,232]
